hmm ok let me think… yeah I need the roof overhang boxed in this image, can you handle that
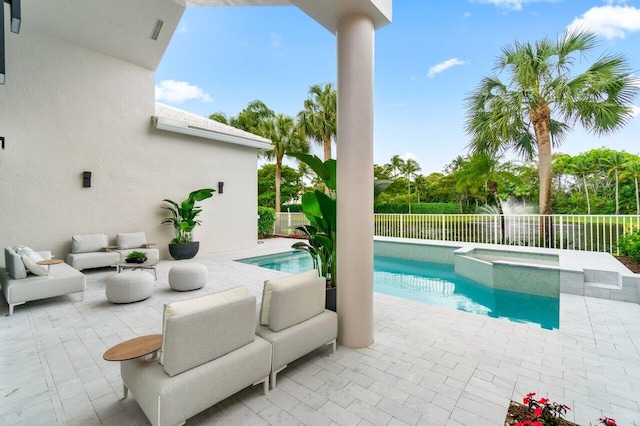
[152,103,272,151]
[183,0,392,33]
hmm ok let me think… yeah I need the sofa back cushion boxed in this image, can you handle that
[268,277,326,332]
[260,269,318,326]
[4,247,27,280]
[72,234,108,254]
[161,288,256,377]
[116,232,146,250]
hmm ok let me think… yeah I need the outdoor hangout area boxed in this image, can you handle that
[1,238,639,425]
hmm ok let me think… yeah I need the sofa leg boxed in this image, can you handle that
[9,304,14,316]
[253,376,269,395]
[326,339,337,353]
[270,365,287,389]
[79,291,85,302]
[122,384,128,399]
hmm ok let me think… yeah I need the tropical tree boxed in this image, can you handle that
[626,161,640,215]
[465,30,638,216]
[297,83,337,161]
[208,112,229,125]
[570,156,595,214]
[257,164,304,209]
[401,158,421,194]
[389,155,406,178]
[231,100,275,134]
[261,114,310,212]
[603,151,626,215]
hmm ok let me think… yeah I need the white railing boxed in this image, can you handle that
[275,212,640,255]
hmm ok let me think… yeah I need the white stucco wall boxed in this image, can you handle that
[0,30,259,262]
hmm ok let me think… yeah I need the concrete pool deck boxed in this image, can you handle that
[1,238,639,425]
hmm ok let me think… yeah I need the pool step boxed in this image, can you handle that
[584,281,621,290]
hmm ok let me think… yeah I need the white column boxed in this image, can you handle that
[336,13,375,348]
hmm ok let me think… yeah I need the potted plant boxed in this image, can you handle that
[162,188,215,260]
[288,153,392,312]
[288,153,337,310]
[125,251,148,264]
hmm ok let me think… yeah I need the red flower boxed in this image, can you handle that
[523,397,530,404]
[537,398,548,405]
[533,422,543,426]
[534,407,543,417]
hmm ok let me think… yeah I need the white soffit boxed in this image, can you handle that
[153,103,273,151]
[182,0,392,33]
[26,0,184,71]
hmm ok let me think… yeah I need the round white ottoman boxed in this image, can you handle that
[168,263,207,291]
[106,271,154,303]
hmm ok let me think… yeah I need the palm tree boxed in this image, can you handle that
[208,112,229,125]
[389,155,406,179]
[626,161,640,215]
[262,115,310,212]
[297,83,337,161]
[401,159,421,195]
[465,30,638,216]
[603,151,626,214]
[570,156,594,214]
[232,100,275,134]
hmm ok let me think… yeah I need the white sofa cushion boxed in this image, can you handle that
[116,232,147,249]
[260,269,318,326]
[4,247,27,280]
[22,254,48,276]
[72,233,108,254]
[268,277,326,332]
[161,287,249,364]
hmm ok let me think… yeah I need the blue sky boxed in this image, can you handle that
[155,0,640,174]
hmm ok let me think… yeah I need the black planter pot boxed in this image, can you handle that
[325,287,336,312]
[168,242,199,260]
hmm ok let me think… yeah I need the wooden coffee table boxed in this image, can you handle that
[37,258,64,275]
[103,334,163,361]
[114,259,158,280]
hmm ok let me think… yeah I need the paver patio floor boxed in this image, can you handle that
[1,238,639,425]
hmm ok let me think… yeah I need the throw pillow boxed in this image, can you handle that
[116,232,146,250]
[72,234,108,253]
[260,269,319,326]
[21,253,48,276]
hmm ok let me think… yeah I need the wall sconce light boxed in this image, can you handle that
[218,182,224,194]
[0,136,4,150]
[83,171,92,188]
[1,0,22,85]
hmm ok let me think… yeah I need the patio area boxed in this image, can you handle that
[1,238,639,425]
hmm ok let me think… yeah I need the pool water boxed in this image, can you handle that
[238,251,559,330]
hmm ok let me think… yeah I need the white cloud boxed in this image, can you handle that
[177,22,188,34]
[567,5,640,39]
[155,80,212,104]
[401,152,418,161]
[463,12,472,18]
[427,58,467,78]
[269,32,283,48]
[471,0,556,12]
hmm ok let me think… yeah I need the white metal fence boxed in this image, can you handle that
[275,212,640,255]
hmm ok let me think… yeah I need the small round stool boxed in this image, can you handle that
[106,271,154,303]
[168,263,208,291]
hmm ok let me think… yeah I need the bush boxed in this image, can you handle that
[257,206,276,237]
[281,204,304,212]
[618,227,640,260]
[374,203,459,214]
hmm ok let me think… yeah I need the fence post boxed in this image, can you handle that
[559,215,563,250]
[400,215,404,239]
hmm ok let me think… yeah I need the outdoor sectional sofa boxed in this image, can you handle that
[120,287,271,426]
[66,232,159,270]
[1,247,86,315]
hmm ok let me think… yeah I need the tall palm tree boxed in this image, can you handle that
[603,151,626,214]
[297,83,337,161]
[626,161,640,215]
[389,155,406,179]
[465,30,638,216]
[401,159,421,194]
[262,115,310,212]
[570,156,594,214]
[232,100,275,134]
[208,112,230,125]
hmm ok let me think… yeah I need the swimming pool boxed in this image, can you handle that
[237,250,559,329]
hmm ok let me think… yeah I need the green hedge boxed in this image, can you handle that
[374,203,460,214]
[618,229,640,260]
[257,206,276,237]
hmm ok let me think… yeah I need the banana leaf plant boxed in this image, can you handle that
[288,153,337,287]
[162,188,215,244]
